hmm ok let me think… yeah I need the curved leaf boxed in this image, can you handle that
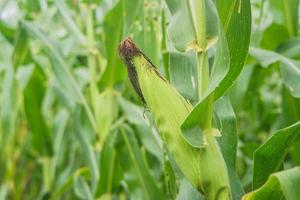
[253,121,300,189]
[243,167,300,200]
[215,0,252,99]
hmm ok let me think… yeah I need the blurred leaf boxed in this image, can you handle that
[12,24,31,68]
[253,121,300,189]
[282,0,299,37]
[0,66,18,137]
[0,20,16,43]
[260,24,289,50]
[95,130,123,198]
[73,108,99,184]
[23,21,97,131]
[54,0,86,44]
[74,176,93,200]
[250,47,300,98]
[118,96,162,159]
[98,0,141,88]
[24,65,53,156]
[243,167,300,200]
[95,89,118,142]
[277,38,300,58]
[215,0,251,99]
[116,126,164,200]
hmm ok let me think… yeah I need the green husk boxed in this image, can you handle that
[119,38,231,200]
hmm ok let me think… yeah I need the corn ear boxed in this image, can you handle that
[119,38,231,200]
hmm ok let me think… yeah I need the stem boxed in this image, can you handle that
[188,0,207,49]
[197,52,209,99]
[189,0,214,129]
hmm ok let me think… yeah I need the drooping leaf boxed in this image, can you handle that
[250,47,300,98]
[243,167,300,200]
[253,121,300,189]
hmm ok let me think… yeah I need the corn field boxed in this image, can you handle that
[0,0,300,199]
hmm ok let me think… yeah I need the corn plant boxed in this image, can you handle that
[0,0,300,200]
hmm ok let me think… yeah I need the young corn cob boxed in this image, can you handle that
[119,37,231,200]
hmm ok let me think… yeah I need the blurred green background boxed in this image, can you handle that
[0,0,299,199]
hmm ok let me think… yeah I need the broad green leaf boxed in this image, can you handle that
[117,126,164,200]
[243,167,300,200]
[253,121,300,189]
[215,0,252,99]
[250,47,300,98]
[215,96,244,200]
[169,51,198,103]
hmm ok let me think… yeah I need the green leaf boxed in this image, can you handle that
[118,97,162,159]
[253,121,300,189]
[250,47,300,98]
[243,167,300,200]
[24,66,53,156]
[215,96,244,200]
[282,0,299,37]
[169,51,198,103]
[215,0,252,99]
[98,0,141,88]
[54,0,86,44]
[95,130,123,198]
[0,20,16,43]
[74,176,93,200]
[117,126,164,200]
[0,65,18,138]
[73,108,99,184]
[12,24,31,68]
[277,38,300,58]
[23,21,97,132]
